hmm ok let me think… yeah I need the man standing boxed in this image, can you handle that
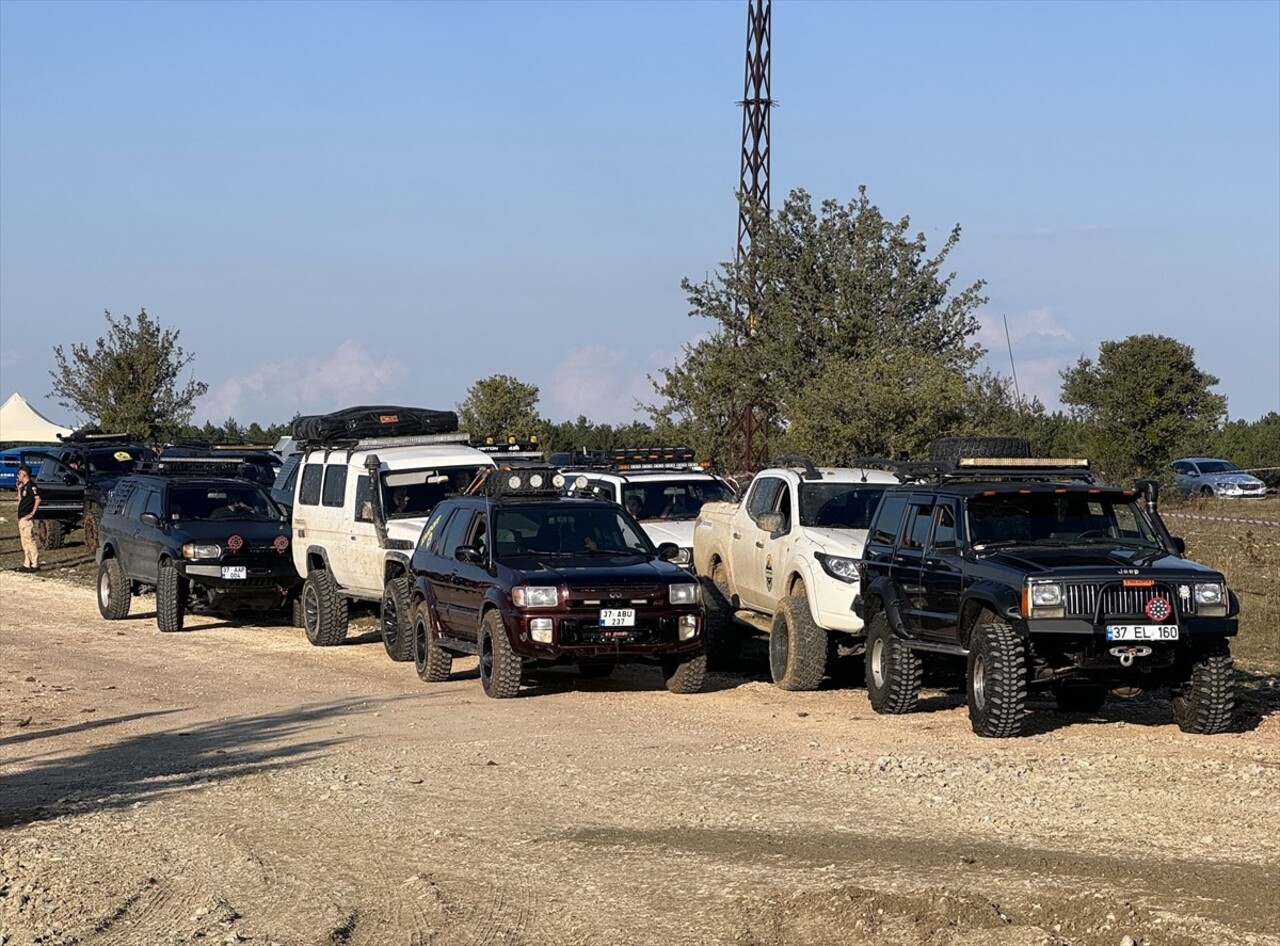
[15,464,41,573]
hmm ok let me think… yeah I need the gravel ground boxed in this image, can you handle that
[1,570,1278,946]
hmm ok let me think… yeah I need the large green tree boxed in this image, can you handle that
[1060,334,1227,481]
[648,187,991,467]
[458,374,543,441]
[49,309,208,441]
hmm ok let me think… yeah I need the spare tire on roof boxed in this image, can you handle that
[292,406,459,443]
[928,436,1032,466]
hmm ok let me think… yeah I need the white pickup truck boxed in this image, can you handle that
[692,459,898,690]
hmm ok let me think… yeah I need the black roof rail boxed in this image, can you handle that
[133,457,262,478]
[770,455,822,480]
[888,457,1100,485]
[559,446,707,474]
[58,430,136,444]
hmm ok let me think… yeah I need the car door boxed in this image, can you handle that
[753,479,795,610]
[915,500,964,642]
[893,497,935,634]
[118,485,153,578]
[449,511,490,640]
[862,491,909,589]
[431,508,476,635]
[733,476,785,609]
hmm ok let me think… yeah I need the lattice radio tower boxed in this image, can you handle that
[735,0,773,471]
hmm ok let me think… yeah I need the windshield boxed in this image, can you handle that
[87,447,145,474]
[798,483,888,529]
[171,485,281,522]
[967,492,1162,548]
[495,506,653,558]
[382,466,486,519]
[1197,460,1240,474]
[620,479,732,521]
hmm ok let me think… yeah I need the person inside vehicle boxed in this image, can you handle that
[392,487,412,515]
[624,495,644,519]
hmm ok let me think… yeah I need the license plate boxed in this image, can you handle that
[599,608,635,627]
[221,566,247,580]
[1106,625,1178,641]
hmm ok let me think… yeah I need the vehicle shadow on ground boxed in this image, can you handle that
[0,698,399,829]
[0,709,183,751]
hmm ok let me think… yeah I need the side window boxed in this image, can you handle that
[299,463,323,506]
[418,506,450,550]
[466,513,488,558]
[869,493,909,546]
[441,510,474,561]
[108,483,136,516]
[144,489,164,519]
[904,502,934,549]
[124,487,151,521]
[321,464,348,507]
[930,503,958,550]
[745,477,785,523]
[354,475,372,523]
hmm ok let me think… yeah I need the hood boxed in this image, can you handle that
[1206,472,1265,487]
[640,519,696,549]
[800,526,870,558]
[173,518,292,544]
[386,517,430,545]
[501,555,687,586]
[980,544,1220,579]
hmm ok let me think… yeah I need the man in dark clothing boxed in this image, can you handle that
[15,464,41,572]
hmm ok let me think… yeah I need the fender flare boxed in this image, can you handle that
[304,545,333,575]
[782,558,821,624]
[383,551,411,583]
[958,582,1024,647]
[863,575,913,639]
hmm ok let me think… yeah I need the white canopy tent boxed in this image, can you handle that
[0,392,74,443]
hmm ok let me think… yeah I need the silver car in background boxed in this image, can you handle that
[1171,457,1267,498]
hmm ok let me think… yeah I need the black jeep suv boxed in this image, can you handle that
[855,458,1239,737]
[96,459,300,632]
[406,468,707,698]
[28,435,150,550]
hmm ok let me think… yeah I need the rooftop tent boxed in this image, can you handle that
[0,392,74,444]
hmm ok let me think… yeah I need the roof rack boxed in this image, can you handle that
[58,430,136,444]
[474,465,566,498]
[478,439,545,466]
[890,456,1099,485]
[134,457,263,478]
[560,445,707,473]
[299,432,473,451]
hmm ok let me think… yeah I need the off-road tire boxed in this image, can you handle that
[768,591,827,691]
[661,651,707,694]
[700,568,741,671]
[1171,640,1235,735]
[413,606,453,683]
[97,557,131,620]
[578,660,616,679]
[302,568,348,647]
[82,508,101,551]
[36,520,65,550]
[1051,680,1108,715]
[291,595,304,628]
[156,559,187,633]
[928,436,1032,467]
[966,614,1028,738]
[379,575,413,662]
[864,612,922,714]
[479,611,522,699]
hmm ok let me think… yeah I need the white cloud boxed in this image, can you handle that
[196,341,408,423]
[0,350,21,369]
[546,345,673,425]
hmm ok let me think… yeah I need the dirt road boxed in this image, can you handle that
[2,571,1278,946]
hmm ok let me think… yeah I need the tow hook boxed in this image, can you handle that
[1110,645,1153,667]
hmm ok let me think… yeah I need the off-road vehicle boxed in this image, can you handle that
[95,457,299,632]
[288,407,495,659]
[28,432,150,550]
[855,456,1240,737]
[408,467,707,698]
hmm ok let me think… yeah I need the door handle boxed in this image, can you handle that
[732,532,741,540]
[754,541,764,549]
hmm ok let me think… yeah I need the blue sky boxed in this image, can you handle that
[2,0,1277,430]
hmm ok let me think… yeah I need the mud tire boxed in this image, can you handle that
[864,612,922,714]
[967,614,1028,738]
[1171,640,1235,735]
[302,568,348,647]
[156,559,187,633]
[661,651,707,694]
[479,610,522,699]
[36,520,66,550]
[768,591,826,691]
[379,575,413,662]
[928,436,1032,467]
[700,568,741,671]
[97,557,131,620]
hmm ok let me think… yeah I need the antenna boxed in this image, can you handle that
[1003,313,1022,406]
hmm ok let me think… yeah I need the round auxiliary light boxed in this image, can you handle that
[552,474,565,488]
[273,535,289,552]
[508,475,523,490]
[226,534,244,551]
[574,476,588,490]
[529,473,544,488]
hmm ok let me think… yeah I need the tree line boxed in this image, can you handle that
[46,187,1276,485]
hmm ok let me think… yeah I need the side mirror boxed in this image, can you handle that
[757,512,786,534]
[656,541,680,561]
[1186,471,1200,478]
[1170,536,1186,556]
[140,512,161,527]
[455,544,485,565]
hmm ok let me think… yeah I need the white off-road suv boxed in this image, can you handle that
[291,434,496,660]
[692,457,898,689]
[560,448,736,570]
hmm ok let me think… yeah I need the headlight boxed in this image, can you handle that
[182,543,222,560]
[815,552,860,584]
[1194,583,1223,605]
[668,582,700,605]
[1031,582,1063,607]
[673,546,693,566]
[512,585,558,607]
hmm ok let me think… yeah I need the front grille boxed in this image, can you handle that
[565,584,661,606]
[559,616,674,646]
[1064,582,1188,619]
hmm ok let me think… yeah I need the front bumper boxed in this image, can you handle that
[178,559,301,591]
[505,606,703,661]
